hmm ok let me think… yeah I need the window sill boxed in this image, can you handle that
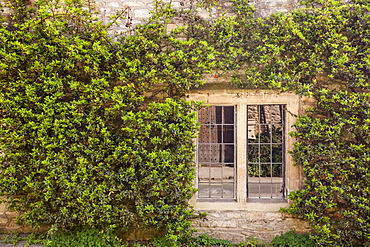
[196,198,237,203]
[247,198,287,203]
[192,199,289,211]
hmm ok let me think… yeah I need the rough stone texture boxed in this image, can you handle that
[192,210,310,243]
[0,204,22,232]
[249,0,298,17]
[91,0,299,34]
[0,200,50,233]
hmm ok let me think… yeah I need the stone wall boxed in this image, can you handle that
[250,0,298,17]
[0,203,31,232]
[0,203,16,232]
[193,211,309,243]
[92,0,299,34]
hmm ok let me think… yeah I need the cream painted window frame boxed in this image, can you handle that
[187,91,302,211]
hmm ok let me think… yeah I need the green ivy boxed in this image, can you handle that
[45,227,127,247]
[270,230,316,247]
[0,0,216,237]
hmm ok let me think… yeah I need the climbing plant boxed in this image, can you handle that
[0,0,215,236]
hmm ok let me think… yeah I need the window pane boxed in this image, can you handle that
[258,125,270,143]
[215,106,222,124]
[271,125,283,143]
[198,144,221,163]
[223,125,234,143]
[247,126,259,143]
[272,164,283,177]
[248,163,259,177]
[197,164,235,198]
[221,184,234,198]
[198,125,210,144]
[223,164,235,198]
[248,144,274,163]
[260,164,271,177]
[224,145,234,163]
[197,183,210,198]
[247,121,257,140]
[198,165,210,183]
[197,105,236,199]
[247,184,261,198]
[255,182,273,198]
[197,144,209,163]
[247,105,258,120]
[224,106,235,124]
[247,145,259,163]
[272,144,283,163]
[259,144,271,162]
[199,182,226,198]
[198,107,214,125]
[216,125,222,143]
[270,183,284,198]
[247,104,285,199]
[264,105,283,124]
[224,163,235,179]
[210,165,223,180]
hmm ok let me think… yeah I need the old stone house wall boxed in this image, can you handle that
[193,211,309,243]
[93,0,298,35]
[0,0,313,243]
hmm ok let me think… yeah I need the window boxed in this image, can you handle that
[188,91,301,209]
[197,106,236,199]
[246,105,285,199]
[197,104,286,200]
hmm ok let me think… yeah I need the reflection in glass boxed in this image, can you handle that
[271,125,283,143]
[197,105,236,199]
[272,145,283,163]
[247,104,285,199]
[248,181,284,198]
[224,145,234,163]
[198,164,235,198]
[224,106,235,124]
[223,125,234,143]
[272,164,283,177]
[248,163,259,177]
[260,164,271,177]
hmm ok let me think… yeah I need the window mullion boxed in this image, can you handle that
[237,104,246,203]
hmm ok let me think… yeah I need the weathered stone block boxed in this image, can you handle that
[133,9,151,18]
[122,1,146,7]
[107,2,120,7]
[0,203,8,213]
[0,215,9,227]
[192,209,309,243]
[99,7,112,12]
